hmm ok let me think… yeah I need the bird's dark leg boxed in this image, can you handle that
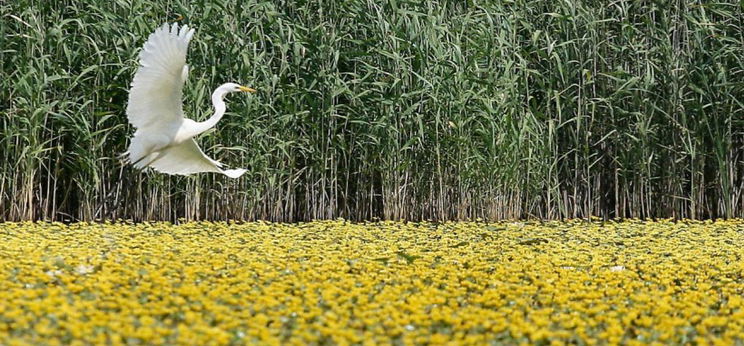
[126,142,172,170]
[140,151,168,168]
[128,153,150,168]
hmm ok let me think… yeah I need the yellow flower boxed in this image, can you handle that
[0,220,743,344]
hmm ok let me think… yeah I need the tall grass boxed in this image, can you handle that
[2,0,743,221]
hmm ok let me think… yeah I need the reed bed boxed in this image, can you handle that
[2,1,743,221]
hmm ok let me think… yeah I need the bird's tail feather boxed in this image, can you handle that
[221,168,247,179]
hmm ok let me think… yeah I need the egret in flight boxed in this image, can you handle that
[125,23,255,178]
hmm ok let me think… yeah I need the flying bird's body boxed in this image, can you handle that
[125,23,255,178]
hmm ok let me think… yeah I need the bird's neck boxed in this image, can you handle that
[194,92,226,135]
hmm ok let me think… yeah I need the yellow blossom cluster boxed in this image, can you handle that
[1,219,743,344]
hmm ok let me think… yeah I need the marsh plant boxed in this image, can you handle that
[1,1,742,221]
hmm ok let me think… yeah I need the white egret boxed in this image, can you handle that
[125,23,255,178]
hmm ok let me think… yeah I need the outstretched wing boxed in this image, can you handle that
[127,23,195,130]
[149,139,247,178]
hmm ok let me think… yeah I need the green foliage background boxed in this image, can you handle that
[1,0,743,221]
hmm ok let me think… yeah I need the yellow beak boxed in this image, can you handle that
[238,86,257,93]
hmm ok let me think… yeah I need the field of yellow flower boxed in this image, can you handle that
[1,219,743,345]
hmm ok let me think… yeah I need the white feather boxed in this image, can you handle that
[125,23,250,179]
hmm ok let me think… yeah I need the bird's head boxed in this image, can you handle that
[214,82,257,100]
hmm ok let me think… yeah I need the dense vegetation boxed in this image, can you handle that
[2,0,743,221]
[2,220,744,344]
